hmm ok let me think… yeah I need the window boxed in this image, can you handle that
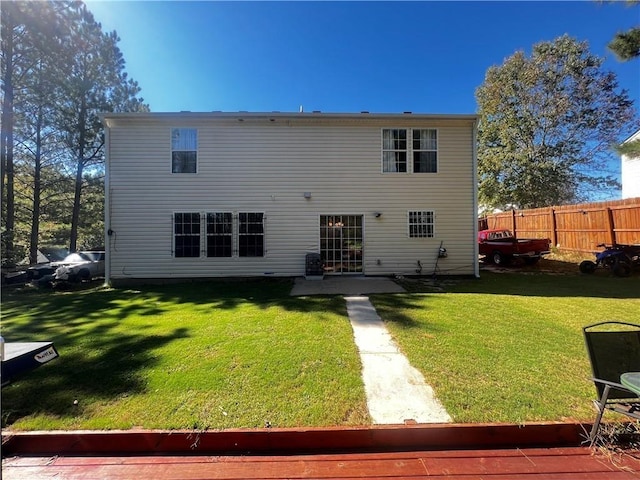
[174,212,200,257]
[172,211,266,258]
[408,210,435,238]
[238,212,264,257]
[382,129,407,173]
[413,129,437,173]
[171,128,197,173]
[206,212,233,257]
[382,128,437,173]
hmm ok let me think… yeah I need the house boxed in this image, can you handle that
[622,128,640,199]
[101,112,478,284]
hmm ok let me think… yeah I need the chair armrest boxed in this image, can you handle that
[591,378,639,398]
[591,378,627,389]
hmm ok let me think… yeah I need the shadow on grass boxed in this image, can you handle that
[2,325,190,426]
[395,269,639,300]
[368,294,435,330]
[1,279,348,427]
[3,273,637,427]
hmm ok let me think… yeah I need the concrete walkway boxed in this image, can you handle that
[290,276,451,424]
[345,296,452,424]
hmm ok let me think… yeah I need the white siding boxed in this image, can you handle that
[622,156,640,199]
[622,130,640,199]
[105,114,477,280]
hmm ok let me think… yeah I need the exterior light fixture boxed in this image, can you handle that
[374,212,382,218]
[304,192,312,199]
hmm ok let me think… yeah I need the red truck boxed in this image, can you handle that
[478,229,551,266]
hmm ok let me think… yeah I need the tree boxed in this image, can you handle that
[476,35,638,210]
[1,1,21,264]
[607,0,640,61]
[608,2,640,159]
[2,1,148,266]
[609,27,640,61]
[58,3,148,253]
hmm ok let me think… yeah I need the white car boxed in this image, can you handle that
[53,251,105,283]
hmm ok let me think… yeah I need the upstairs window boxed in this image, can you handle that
[238,212,265,257]
[408,210,435,238]
[382,129,407,173]
[413,129,438,173]
[174,212,200,257]
[382,128,438,173]
[171,128,197,173]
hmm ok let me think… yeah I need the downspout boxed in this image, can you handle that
[473,118,479,278]
[103,116,111,287]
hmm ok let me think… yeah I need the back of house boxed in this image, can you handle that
[102,111,478,284]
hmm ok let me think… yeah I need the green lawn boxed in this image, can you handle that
[1,280,369,430]
[3,272,639,430]
[372,272,640,423]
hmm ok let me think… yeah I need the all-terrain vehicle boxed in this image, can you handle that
[579,243,640,277]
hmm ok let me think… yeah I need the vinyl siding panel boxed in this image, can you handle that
[622,129,640,200]
[105,114,477,280]
[622,157,640,199]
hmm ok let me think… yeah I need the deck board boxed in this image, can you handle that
[3,424,640,479]
[4,447,640,479]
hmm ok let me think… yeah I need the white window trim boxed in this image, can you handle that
[381,128,439,174]
[412,128,438,174]
[381,128,409,174]
[170,127,199,174]
[407,209,436,238]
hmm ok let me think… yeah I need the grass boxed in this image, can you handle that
[372,271,640,423]
[1,279,369,430]
[2,266,639,430]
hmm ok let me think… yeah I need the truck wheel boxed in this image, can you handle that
[492,251,510,266]
[579,260,597,274]
[524,257,540,265]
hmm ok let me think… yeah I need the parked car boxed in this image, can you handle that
[26,263,57,282]
[53,251,105,283]
[478,229,551,266]
[25,248,69,282]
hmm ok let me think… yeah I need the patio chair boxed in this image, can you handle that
[583,321,640,443]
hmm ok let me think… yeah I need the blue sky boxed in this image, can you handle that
[86,0,639,120]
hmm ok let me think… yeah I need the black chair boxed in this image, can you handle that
[583,321,640,443]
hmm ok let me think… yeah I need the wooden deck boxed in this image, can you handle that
[3,423,640,479]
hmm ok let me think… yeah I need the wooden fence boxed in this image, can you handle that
[479,197,640,253]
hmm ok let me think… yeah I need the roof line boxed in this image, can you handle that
[101,111,478,120]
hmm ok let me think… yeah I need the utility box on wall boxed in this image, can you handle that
[305,253,324,280]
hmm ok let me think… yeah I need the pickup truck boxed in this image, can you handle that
[478,229,551,266]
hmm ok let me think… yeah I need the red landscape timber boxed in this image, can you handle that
[2,422,589,457]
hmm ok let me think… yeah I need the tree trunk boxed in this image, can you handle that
[1,6,16,263]
[29,106,43,265]
[69,97,87,253]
